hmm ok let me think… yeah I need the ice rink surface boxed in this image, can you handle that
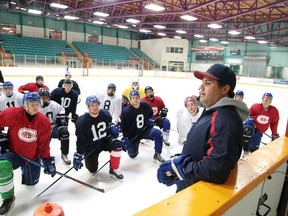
[2,74,288,215]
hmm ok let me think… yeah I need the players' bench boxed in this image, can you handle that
[134,136,288,216]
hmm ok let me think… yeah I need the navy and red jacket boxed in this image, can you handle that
[178,97,249,192]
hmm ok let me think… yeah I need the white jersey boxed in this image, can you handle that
[0,92,23,111]
[39,100,65,129]
[176,107,204,144]
[96,92,122,123]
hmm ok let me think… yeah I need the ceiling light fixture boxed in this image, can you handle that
[209,38,218,41]
[194,34,204,38]
[180,15,197,21]
[207,23,222,29]
[174,36,182,39]
[244,36,255,40]
[221,41,229,44]
[153,25,166,29]
[93,12,109,17]
[228,30,240,35]
[116,25,129,29]
[176,30,187,34]
[157,32,166,36]
[28,9,42,15]
[64,15,79,20]
[257,40,268,44]
[126,18,140,24]
[199,39,207,43]
[50,3,68,9]
[93,20,105,25]
[144,3,165,11]
[139,29,151,33]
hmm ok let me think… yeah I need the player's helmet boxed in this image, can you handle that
[85,95,100,107]
[65,72,72,78]
[144,86,153,93]
[23,92,41,107]
[262,92,273,100]
[38,88,50,97]
[129,90,140,99]
[3,81,14,88]
[36,75,44,81]
[108,83,116,90]
[235,90,244,96]
[131,78,139,90]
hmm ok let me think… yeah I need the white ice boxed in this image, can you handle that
[2,75,288,216]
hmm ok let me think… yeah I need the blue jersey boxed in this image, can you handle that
[75,109,113,154]
[120,101,153,139]
[51,87,78,116]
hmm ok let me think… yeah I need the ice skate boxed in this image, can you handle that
[109,167,124,180]
[61,154,71,165]
[153,152,165,163]
[0,195,15,216]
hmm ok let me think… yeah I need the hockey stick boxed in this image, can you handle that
[31,147,99,199]
[18,154,105,193]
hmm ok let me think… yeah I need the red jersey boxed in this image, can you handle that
[250,103,279,136]
[141,96,166,118]
[0,107,51,160]
[18,83,49,93]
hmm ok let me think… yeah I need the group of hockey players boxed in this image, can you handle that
[0,64,281,215]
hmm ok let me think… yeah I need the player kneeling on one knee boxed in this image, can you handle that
[73,95,124,180]
[120,90,165,163]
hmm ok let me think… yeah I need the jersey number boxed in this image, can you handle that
[60,97,71,108]
[91,122,106,141]
[103,100,111,111]
[6,101,15,107]
[136,114,144,129]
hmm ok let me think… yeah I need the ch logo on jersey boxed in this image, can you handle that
[152,107,158,116]
[18,128,37,142]
[256,115,269,124]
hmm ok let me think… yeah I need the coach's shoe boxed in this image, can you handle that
[61,154,71,165]
[109,167,124,180]
[0,195,15,215]
[153,152,165,163]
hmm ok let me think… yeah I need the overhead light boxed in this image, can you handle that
[139,29,151,33]
[176,30,187,34]
[209,38,218,41]
[157,32,166,36]
[20,8,27,11]
[144,3,165,11]
[199,39,207,43]
[50,3,68,9]
[153,25,166,29]
[244,36,255,40]
[116,25,129,29]
[228,30,240,35]
[208,23,222,29]
[28,9,42,15]
[93,20,105,25]
[194,34,204,38]
[126,18,140,24]
[174,36,182,39]
[10,1,16,4]
[3,27,10,30]
[221,41,229,44]
[64,15,79,20]
[257,40,268,44]
[93,12,109,17]
[180,15,197,21]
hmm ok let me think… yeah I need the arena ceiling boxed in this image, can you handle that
[2,0,288,46]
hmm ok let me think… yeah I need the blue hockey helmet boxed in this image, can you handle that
[107,83,116,90]
[129,90,140,99]
[262,92,273,100]
[23,92,41,104]
[235,90,244,96]
[85,95,100,106]
[3,81,14,88]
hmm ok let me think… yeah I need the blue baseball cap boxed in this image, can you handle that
[194,64,236,91]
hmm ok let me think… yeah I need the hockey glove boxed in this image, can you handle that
[159,108,168,118]
[56,114,68,126]
[0,133,9,155]
[73,152,83,171]
[271,134,279,141]
[42,157,56,177]
[109,123,119,138]
[121,137,130,152]
[147,117,155,128]
[112,139,124,151]
[157,155,189,186]
[71,114,79,123]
